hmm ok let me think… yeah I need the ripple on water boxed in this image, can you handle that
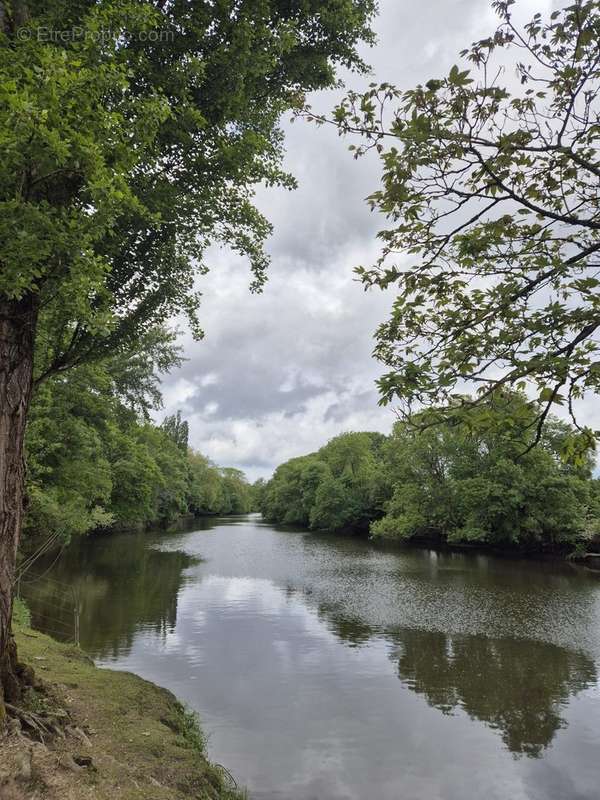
[21,517,600,800]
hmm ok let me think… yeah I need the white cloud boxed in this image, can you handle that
[158,0,565,480]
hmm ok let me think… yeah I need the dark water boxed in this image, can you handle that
[22,515,600,800]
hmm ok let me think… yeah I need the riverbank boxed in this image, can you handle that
[1,625,244,799]
[372,532,600,564]
[268,518,600,565]
[14,515,600,799]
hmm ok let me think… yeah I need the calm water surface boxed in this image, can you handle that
[23,515,600,800]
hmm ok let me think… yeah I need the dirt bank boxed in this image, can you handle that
[0,627,244,799]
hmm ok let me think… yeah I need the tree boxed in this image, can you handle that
[219,468,252,514]
[0,0,377,711]
[261,432,386,531]
[325,0,600,460]
[250,477,267,512]
[261,456,317,525]
[24,335,191,536]
[161,411,189,454]
[24,324,182,538]
[25,364,116,542]
[23,333,258,536]
[260,398,599,544]
[24,342,262,532]
[309,474,357,530]
[186,451,224,516]
[372,393,597,547]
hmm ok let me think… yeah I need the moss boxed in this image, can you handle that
[10,625,246,799]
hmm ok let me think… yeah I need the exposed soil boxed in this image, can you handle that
[0,628,244,800]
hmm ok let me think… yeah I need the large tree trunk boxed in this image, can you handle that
[0,293,37,721]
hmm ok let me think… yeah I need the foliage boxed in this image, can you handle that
[162,411,190,454]
[24,340,252,544]
[26,363,118,540]
[250,478,267,511]
[0,0,376,708]
[262,395,600,549]
[187,451,224,516]
[1,0,376,381]
[322,0,600,457]
[11,598,31,628]
[261,431,388,532]
[373,394,598,547]
[172,702,207,756]
[219,468,253,515]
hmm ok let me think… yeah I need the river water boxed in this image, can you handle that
[22,514,600,799]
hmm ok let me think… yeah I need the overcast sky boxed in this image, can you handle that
[159,0,553,481]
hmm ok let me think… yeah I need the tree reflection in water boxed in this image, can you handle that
[23,523,598,761]
[22,527,201,659]
[390,629,596,757]
[315,604,596,758]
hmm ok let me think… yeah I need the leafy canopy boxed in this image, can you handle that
[372,393,598,546]
[0,0,376,378]
[24,334,253,543]
[262,431,401,532]
[321,0,600,458]
[261,394,600,549]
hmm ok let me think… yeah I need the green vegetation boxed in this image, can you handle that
[24,350,253,547]
[3,6,600,791]
[262,393,600,550]
[261,431,386,533]
[0,0,376,709]
[7,623,245,799]
[325,0,600,460]
[11,599,31,629]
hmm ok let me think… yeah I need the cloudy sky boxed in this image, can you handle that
[159,0,553,481]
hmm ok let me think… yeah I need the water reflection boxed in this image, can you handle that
[389,629,595,757]
[23,526,201,657]
[22,517,600,800]
[311,601,596,757]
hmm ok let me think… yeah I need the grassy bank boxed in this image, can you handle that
[2,624,244,799]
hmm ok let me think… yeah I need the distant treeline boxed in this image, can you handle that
[24,345,255,546]
[259,393,600,551]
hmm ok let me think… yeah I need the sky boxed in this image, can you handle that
[159,0,553,482]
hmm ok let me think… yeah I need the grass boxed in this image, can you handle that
[5,623,246,800]
[172,704,207,754]
[12,598,31,628]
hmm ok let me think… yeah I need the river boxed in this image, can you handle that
[22,514,600,800]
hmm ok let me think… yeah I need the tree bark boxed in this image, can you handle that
[0,293,37,721]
